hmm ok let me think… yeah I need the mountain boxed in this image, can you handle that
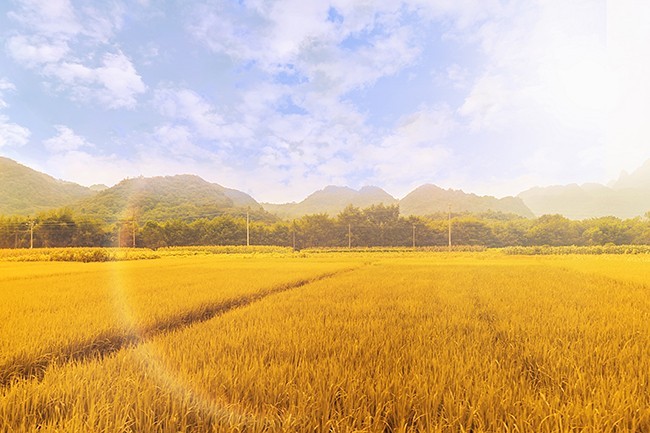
[399,184,534,218]
[518,160,650,219]
[89,184,109,192]
[262,186,398,218]
[0,157,95,215]
[611,159,650,190]
[72,174,268,222]
[518,184,632,219]
[6,153,650,222]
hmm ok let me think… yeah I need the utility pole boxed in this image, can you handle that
[412,224,416,249]
[448,204,452,252]
[132,214,137,248]
[29,219,35,249]
[246,210,250,247]
[292,219,296,250]
[348,223,352,250]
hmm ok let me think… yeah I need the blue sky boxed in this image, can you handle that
[0,0,644,203]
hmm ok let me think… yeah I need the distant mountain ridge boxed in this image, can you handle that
[518,161,650,219]
[261,184,533,218]
[400,184,534,218]
[4,155,650,220]
[0,157,94,215]
[262,185,398,218]
[0,158,268,222]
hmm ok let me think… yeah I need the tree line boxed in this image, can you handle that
[2,204,650,249]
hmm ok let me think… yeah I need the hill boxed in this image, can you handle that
[517,184,636,219]
[262,186,398,218]
[0,157,94,215]
[400,184,534,218]
[73,175,269,222]
[518,159,650,219]
[611,159,650,190]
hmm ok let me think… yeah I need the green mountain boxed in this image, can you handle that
[400,184,534,218]
[73,174,267,222]
[262,186,398,218]
[0,157,94,216]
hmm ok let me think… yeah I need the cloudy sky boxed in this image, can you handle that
[0,0,645,202]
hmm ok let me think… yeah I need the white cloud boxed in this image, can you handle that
[8,0,123,42]
[0,80,31,148]
[189,1,421,94]
[0,79,17,109]
[447,0,609,189]
[364,106,455,194]
[152,124,218,159]
[8,0,81,38]
[3,0,629,203]
[45,51,146,109]
[155,87,228,140]
[606,0,650,178]
[6,0,141,109]
[458,74,509,131]
[445,64,470,89]
[409,0,501,29]
[43,125,92,152]
[0,79,15,91]
[0,115,31,148]
[78,3,125,43]
[6,35,70,67]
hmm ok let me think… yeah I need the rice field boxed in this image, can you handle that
[1,250,649,432]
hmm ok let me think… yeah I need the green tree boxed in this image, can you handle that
[141,221,167,249]
[72,218,109,247]
[527,214,581,246]
[35,209,76,247]
[452,217,494,246]
[296,214,337,248]
[581,217,632,245]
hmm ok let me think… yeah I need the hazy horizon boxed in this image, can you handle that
[0,1,646,203]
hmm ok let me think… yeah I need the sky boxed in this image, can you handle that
[0,0,646,203]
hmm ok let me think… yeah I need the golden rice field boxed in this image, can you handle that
[0,250,649,432]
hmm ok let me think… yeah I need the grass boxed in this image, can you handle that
[1,251,649,432]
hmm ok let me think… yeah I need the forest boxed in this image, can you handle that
[2,204,650,250]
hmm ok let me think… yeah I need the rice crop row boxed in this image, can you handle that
[0,254,359,388]
[1,254,648,432]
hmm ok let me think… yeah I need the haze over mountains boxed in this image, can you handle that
[2,156,650,220]
[262,186,399,219]
[518,160,650,219]
[401,184,534,218]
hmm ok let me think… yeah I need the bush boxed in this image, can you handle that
[501,245,650,255]
[0,248,160,262]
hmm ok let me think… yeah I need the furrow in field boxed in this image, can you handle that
[0,267,359,390]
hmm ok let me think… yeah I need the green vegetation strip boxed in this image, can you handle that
[0,247,160,262]
[502,245,650,255]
